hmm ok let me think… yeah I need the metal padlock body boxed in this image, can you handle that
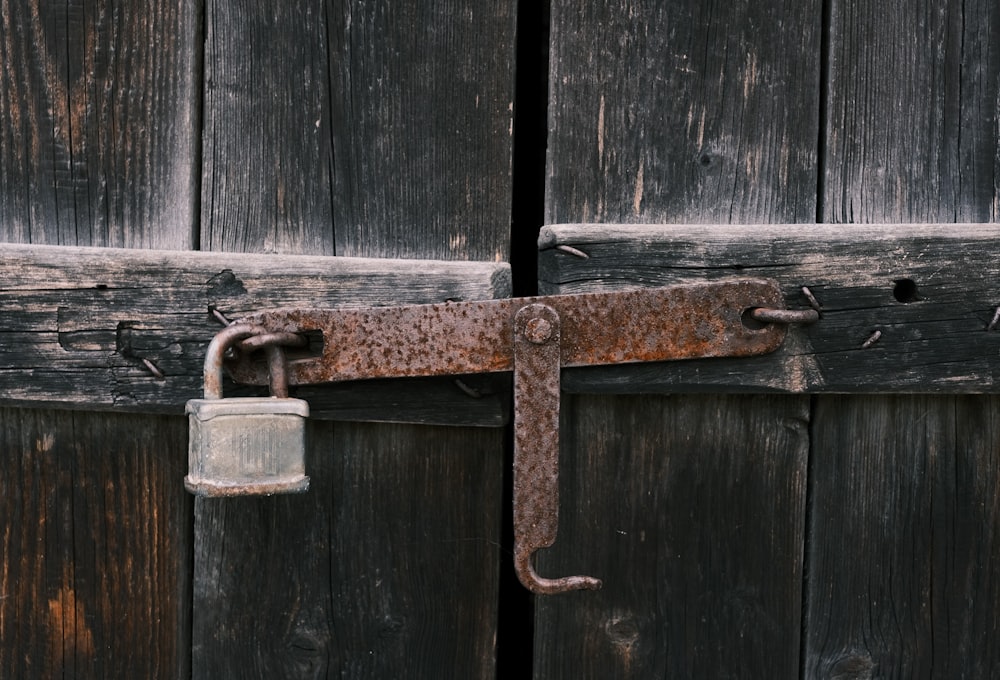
[184,324,310,497]
[185,397,309,496]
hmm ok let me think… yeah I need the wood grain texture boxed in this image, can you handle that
[805,0,1000,676]
[540,223,1000,393]
[545,0,820,227]
[0,408,192,678]
[0,243,510,424]
[194,1,514,676]
[805,396,1000,678]
[0,0,200,249]
[822,0,1000,224]
[193,422,502,678]
[201,0,515,262]
[0,2,200,677]
[538,0,820,677]
[535,394,809,678]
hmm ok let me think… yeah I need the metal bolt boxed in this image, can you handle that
[524,317,553,344]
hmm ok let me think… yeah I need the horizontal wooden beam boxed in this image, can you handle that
[540,223,1000,393]
[0,244,511,425]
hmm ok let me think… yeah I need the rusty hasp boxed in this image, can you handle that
[224,279,793,593]
[227,279,787,385]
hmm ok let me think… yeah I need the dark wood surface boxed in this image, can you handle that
[4,0,998,677]
[193,0,515,677]
[0,2,199,677]
[537,0,820,676]
[804,396,1000,677]
[803,0,1000,676]
[201,0,515,263]
[193,422,502,677]
[536,394,808,677]
[0,409,192,677]
[540,222,1000,393]
[0,0,200,249]
[0,243,510,424]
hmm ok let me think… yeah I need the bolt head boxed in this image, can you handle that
[524,317,553,344]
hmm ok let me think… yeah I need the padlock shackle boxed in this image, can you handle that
[203,323,269,399]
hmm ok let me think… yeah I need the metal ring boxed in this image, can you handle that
[749,307,820,325]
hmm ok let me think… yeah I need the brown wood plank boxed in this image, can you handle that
[0,408,192,677]
[0,2,200,677]
[540,222,1000,393]
[805,0,1000,675]
[537,0,820,677]
[0,243,510,424]
[194,0,515,676]
[0,0,200,249]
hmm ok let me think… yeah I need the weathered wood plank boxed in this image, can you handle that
[0,243,511,424]
[535,394,809,678]
[537,0,819,677]
[804,0,1000,676]
[201,0,514,263]
[193,422,502,677]
[540,222,1000,392]
[804,396,1000,677]
[194,0,515,676]
[0,2,200,678]
[0,408,192,678]
[0,0,200,249]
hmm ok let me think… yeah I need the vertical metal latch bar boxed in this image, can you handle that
[513,303,602,594]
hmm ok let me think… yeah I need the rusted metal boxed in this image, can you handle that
[749,307,820,325]
[204,324,269,399]
[228,279,787,385]
[221,279,794,592]
[238,331,308,353]
[513,303,602,594]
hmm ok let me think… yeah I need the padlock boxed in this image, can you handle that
[184,323,310,497]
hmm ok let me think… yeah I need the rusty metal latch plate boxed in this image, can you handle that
[224,279,791,594]
[227,279,786,385]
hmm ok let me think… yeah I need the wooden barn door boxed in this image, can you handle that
[4,0,1000,678]
[533,0,1000,678]
[1,1,515,677]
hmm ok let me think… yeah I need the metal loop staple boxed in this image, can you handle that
[749,307,820,325]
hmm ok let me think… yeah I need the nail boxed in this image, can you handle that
[453,378,483,399]
[987,306,1000,331]
[801,286,822,312]
[210,307,232,326]
[141,358,165,380]
[556,244,590,259]
[860,330,882,349]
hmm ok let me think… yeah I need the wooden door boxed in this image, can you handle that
[3,1,1000,678]
[534,0,1000,678]
[1,1,515,677]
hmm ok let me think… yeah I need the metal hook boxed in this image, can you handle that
[512,303,602,595]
